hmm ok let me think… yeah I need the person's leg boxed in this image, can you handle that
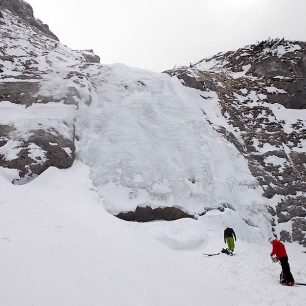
[230,237,235,252]
[280,271,284,283]
[226,237,230,250]
[226,237,235,252]
[280,257,294,283]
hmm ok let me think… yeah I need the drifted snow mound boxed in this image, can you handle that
[77,64,270,233]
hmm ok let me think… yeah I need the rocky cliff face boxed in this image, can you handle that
[165,38,306,246]
[0,0,58,40]
[0,2,100,183]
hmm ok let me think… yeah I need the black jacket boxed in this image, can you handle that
[224,227,236,242]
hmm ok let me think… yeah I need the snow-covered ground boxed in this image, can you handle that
[0,162,306,306]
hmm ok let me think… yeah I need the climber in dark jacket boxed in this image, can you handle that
[224,227,236,253]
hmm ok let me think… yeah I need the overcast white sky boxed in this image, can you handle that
[26,0,306,72]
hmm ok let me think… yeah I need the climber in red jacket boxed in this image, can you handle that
[268,237,295,286]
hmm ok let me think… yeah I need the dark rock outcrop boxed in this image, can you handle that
[80,49,101,64]
[0,82,41,107]
[116,206,194,222]
[0,126,75,183]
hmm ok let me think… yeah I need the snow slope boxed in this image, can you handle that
[0,162,306,306]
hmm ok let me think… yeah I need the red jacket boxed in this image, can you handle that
[270,239,287,259]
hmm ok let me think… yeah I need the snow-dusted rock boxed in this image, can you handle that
[166,38,306,246]
[80,49,101,64]
[0,6,95,182]
[0,0,58,40]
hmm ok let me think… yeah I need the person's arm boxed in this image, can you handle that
[232,230,236,241]
[270,243,276,256]
[224,231,226,243]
